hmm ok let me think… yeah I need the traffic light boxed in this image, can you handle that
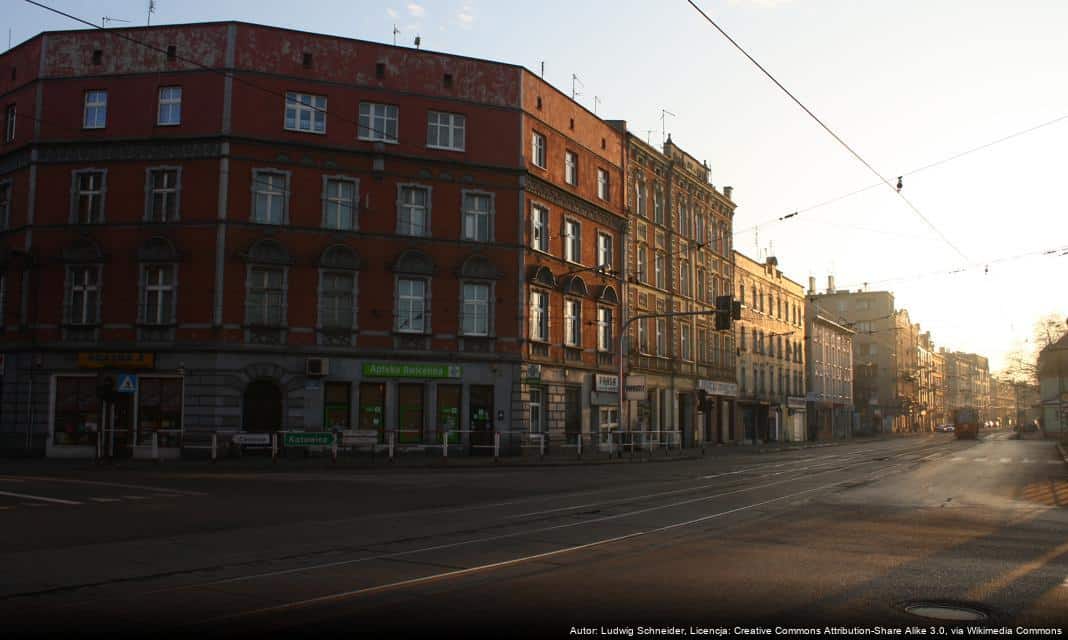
[714,295,734,331]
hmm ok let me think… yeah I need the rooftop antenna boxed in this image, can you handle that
[593,96,601,115]
[571,73,583,101]
[540,61,544,78]
[392,25,399,46]
[659,108,676,147]
[414,35,421,49]
[102,16,130,27]
[147,0,155,26]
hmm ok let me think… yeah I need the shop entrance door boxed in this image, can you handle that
[243,380,283,432]
[564,386,582,445]
[105,394,135,458]
[469,385,494,455]
[358,382,386,442]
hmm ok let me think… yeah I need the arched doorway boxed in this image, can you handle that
[242,380,283,432]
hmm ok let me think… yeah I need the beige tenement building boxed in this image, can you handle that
[734,252,807,443]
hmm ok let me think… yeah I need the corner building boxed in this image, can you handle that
[0,22,623,456]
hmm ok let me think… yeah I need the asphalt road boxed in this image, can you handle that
[2,431,1066,638]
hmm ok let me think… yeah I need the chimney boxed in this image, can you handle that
[723,185,733,200]
[808,276,816,295]
[827,275,836,294]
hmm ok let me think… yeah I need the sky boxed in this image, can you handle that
[6,0,1068,373]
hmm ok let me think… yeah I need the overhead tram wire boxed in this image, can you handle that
[24,0,400,144]
[685,0,968,262]
[734,109,1068,235]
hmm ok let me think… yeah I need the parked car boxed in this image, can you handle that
[935,424,955,433]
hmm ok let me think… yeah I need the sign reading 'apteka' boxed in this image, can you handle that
[362,362,462,379]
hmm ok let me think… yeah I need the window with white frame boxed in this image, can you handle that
[462,282,490,336]
[323,177,357,230]
[653,186,664,225]
[694,213,705,245]
[528,388,543,433]
[596,232,613,269]
[656,317,666,356]
[319,271,355,329]
[157,87,182,126]
[396,277,426,333]
[141,264,176,325]
[3,104,14,142]
[285,92,326,133]
[66,266,100,325]
[73,170,105,224]
[252,171,288,224]
[0,181,10,229]
[635,179,647,217]
[531,131,546,168]
[83,91,107,129]
[565,150,578,186]
[462,192,492,241]
[531,204,549,252]
[246,267,286,326]
[529,289,549,341]
[358,102,398,142]
[597,168,609,201]
[678,201,690,238]
[638,317,649,353]
[563,219,581,263]
[398,185,430,236]
[636,244,648,282]
[426,111,465,150]
[681,323,692,360]
[654,251,666,289]
[680,259,691,297]
[564,299,581,347]
[146,168,179,222]
[597,306,612,352]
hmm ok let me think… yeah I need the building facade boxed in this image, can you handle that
[734,252,806,443]
[1037,328,1067,437]
[942,350,992,424]
[620,133,736,447]
[803,293,854,441]
[0,22,627,456]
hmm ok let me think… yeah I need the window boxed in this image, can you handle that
[680,259,691,297]
[654,251,666,289]
[656,317,666,356]
[681,323,692,361]
[252,171,288,224]
[739,326,747,352]
[636,244,648,283]
[66,266,100,325]
[531,204,549,252]
[323,177,357,230]
[530,290,549,341]
[427,111,465,150]
[531,131,546,168]
[528,388,543,433]
[462,282,490,336]
[462,192,492,241]
[565,151,578,186]
[678,202,689,237]
[564,299,581,347]
[694,214,705,245]
[83,90,107,129]
[398,185,430,236]
[597,306,612,352]
[358,102,398,142]
[597,168,609,200]
[157,87,181,126]
[653,186,664,225]
[141,265,175,325]
[597,233,613,269]
[53,377,102,446]
[635,179,647,218]
[3,104,14,142]
[696,267,706,302]
[146,168,179,222]
[284,92,326,133]
[563,219,581,263]
[638,317,649,353]
[0,181,9,229]
[396,278,426,333]
[73,170,105,224]
[247,267,286,326]
[319,271,355,329]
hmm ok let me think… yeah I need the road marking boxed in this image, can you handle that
[0,490,81,505]
[1000,458,1011,463]
[0,476,204,496]
[199,474,864,625]
[1048,460,1063,465]
[122,495,150,500]
[974,457,988,462]
[966,539,1068,601]
[0,478,24,483]
[1023,459,1034,464]
[950,457,964,461]
[90,497,122,503]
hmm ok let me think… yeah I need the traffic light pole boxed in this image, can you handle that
[617,307,735,439]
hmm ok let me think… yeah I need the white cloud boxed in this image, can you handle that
[456,3,474,28]
[386,8,398,18]
[407,3,425,17]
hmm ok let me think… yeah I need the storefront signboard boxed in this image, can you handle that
[362,363,462,379]
[233,433,271,445]
[595,374,619,393]
[78,352,155,369]
[697,380,738,397]
[283,432,335,447]
[787,396,807,409]
[625,375,647,401]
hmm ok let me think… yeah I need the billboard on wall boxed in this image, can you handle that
[625,375,647,401]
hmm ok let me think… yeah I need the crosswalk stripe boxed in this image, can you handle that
[90,497,121,503]
[1023,459,1034,464]
[1000,458,1011,463]
[1047,460,1063,465]
[951,457,964,461]
[974,457,988,462]
[121,495,149,500]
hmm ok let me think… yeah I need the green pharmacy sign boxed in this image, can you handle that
[362,363,462,379]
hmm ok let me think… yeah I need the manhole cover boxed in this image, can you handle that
[905,602,987,621]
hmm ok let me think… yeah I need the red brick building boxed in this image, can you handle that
[0,22,622,456]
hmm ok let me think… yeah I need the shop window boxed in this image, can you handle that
[323,381,351,430]
[53,377,101,446]
[137,377,183,446]
[359,382,386,437]
[397,383,424,443]
[437,384,461,444]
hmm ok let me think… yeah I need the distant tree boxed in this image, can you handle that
[1000,313,1067,384]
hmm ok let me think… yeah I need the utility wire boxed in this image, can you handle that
[735,110,1068,235]
[686,0,968,261]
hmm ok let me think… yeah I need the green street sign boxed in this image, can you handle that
[283,432,335,447]
[362,362,462,379]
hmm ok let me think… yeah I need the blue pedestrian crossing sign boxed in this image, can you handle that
[116,373,137,394]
